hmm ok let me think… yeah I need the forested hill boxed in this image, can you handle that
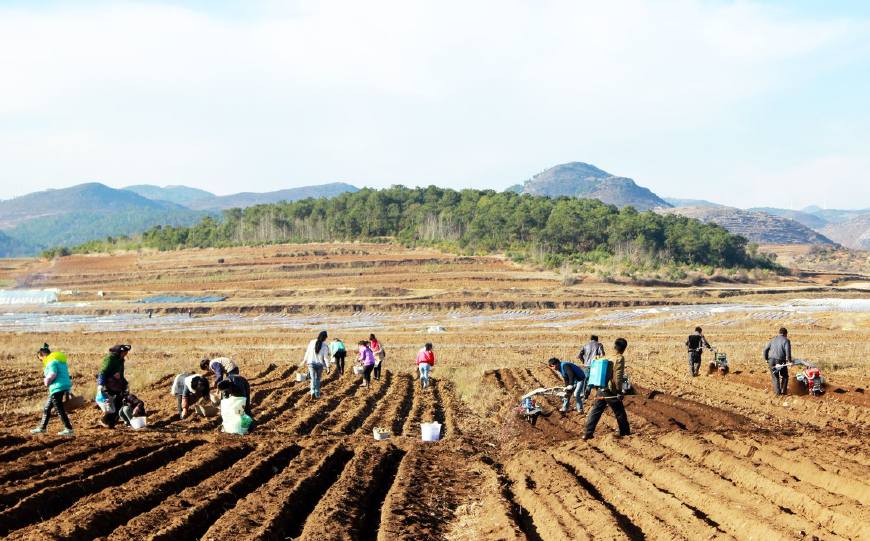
[61,186,773,269]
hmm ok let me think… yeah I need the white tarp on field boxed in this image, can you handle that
[0,289,59,305]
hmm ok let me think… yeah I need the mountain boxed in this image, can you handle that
[0,230,34,258]
[821,214,870,250]
[749,207,829,230]
[186,182,360,210]
[665,198,723,208]
[659,206,835,245]
[0,183,206,253]
[124,184,215,205]
[801,206,870,225]
[519,162,671,211]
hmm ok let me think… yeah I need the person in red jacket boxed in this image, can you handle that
[416,343,435,388]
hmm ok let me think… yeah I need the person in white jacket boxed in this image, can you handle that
[300,330,330,398]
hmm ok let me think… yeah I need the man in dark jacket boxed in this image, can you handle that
[96,344,131,428]
[583,338,631,440]
[764,327,792,395]
[217,373,252,417]
[686,327,713,377]
[547,358,587,413]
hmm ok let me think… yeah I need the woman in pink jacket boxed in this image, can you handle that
[415,343,435,388]
[357,340,376,388]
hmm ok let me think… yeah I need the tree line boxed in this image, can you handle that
[49,186,776,269]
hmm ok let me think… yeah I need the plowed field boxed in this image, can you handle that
[0,244,867,540]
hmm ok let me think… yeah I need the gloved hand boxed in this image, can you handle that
[617,394,624,401]
[564,385,575,392]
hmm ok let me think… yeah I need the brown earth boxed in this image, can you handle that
[0,243,867,540]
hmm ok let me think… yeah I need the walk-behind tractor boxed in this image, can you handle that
[516,387,566,425]
[772,359,826,396]
[707,349,729,375]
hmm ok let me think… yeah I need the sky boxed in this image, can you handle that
[0,0,868,209]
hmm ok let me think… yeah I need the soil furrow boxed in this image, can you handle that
[297,443,406,541]
[322,371,394,435]
[604,436,846,540]
[201,443,354,540]
[446,457,526,540]
[0,440,165,508]
[377,446,466,540]
[504,449,629,541]
[0,440,113,485]
[13,442,251,541]
[0,437,69,462]
[701,432,870,506]
[363,372,414,436]
[588,437,779,539]
[658,432,870,539]
[551,445,731,541]
[285,376,363,435]
[0,439,201,536]
[106,444,301,541]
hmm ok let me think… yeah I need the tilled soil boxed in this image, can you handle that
[1,363,867,540]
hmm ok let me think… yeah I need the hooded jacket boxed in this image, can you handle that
[43,351,72,394]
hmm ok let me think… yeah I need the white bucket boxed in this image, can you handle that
[420,422,442,442]
[373,428,391,441]
[295,372,308,382]
[352,365,365,375]
[129,417,147,430]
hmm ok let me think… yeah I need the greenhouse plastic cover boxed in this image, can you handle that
[138,295,227,304]
[0,289,59,305]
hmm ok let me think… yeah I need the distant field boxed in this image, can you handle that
[0,243,867,540]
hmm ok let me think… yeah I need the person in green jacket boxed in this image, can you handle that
[31,343,74,436]
[96,344,131,428]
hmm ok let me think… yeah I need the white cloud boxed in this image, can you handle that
[0,0,867,207]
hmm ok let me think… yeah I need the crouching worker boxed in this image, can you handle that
[583,338,631,440]
[118,393,146,427]
[96,344,132,429]
[172,373,210,419]
[547,357,587,413]
[32,343,74,436]
[217,374,252,417]
[200,357,239,388]
[416,343,436,388]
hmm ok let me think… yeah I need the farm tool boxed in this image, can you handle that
[707,348,729,375]
[517,387,567,425]
[771,359,825,396]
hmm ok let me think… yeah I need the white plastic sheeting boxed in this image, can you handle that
[0,289,59,305]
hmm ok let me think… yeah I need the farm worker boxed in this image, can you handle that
[583,338,631,440]
[96,344,131,429]
[369,334,386,381]
[118,393,147,427]
[330,338,347,376]
[577,335,605,367]
[217,373,252,417]
[300,331,330,398]
[172,373,210,419]
[200,357,239,387]
[357,340,376,387]
[31,343,75,436]
[416,343,436,388]
[686,327,713,377]
[763,327,792,395]
[547,357,587,414]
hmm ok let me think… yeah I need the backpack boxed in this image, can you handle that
[587,359,612,388]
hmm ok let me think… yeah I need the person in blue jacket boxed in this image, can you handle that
[31,343,74,436]
[547,357,587,413]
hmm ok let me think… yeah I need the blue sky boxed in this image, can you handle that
[0,0,868,209]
